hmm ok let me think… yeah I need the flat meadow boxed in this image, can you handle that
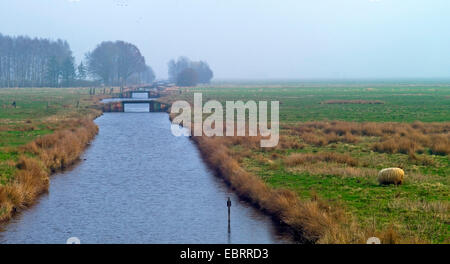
[0,82,448,243]
[166,80,450,243]
[0,87,105,221]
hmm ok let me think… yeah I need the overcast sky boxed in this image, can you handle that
[1,0,449,79]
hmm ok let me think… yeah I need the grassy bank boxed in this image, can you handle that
[163,81,450,243]
[0,87,106,222]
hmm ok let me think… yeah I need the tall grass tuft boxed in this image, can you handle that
[192,135,372,243]
[0,118,98,223]
[284,152,359,167]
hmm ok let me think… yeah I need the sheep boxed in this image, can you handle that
[378,168,405,186]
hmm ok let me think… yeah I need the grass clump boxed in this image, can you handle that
[0,87,104,222]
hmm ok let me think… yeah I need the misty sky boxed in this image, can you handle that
[1,0,449,79]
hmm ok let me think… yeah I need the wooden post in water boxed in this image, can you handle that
[227,197,232,233]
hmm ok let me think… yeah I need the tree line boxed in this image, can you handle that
[168,57,213,86]
[0,34,155,87]
[0,33,213,88]
[0,34,77,87]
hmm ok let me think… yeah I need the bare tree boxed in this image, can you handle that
[128,65,155,85]
[0,34,75,87]
[86,41,148,86]
[176,68,198,87]
[77,61,87,80]
[85,41,118,85]
[168,56,213,85]
[192,61,213,84]
[116,41,146,86]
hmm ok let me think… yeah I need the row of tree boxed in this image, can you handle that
[168,57,213,86]
[0,35,156,87]
[0,33,213,87]
[0,34,78,87]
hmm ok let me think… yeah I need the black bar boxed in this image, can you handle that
[0,244,444,263]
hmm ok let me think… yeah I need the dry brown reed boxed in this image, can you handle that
[25,119,98,172]
[0,118,98,223]
[283,121,449,155]
[192,135,371,243]
[284,152,359,167]
[165,106,441,243]
[287,163,378,179]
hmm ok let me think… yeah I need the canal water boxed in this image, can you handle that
[0,113,292,244]
[123,103,151,113]
[131,92,149,99]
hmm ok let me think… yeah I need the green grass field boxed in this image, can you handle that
[173,80,450,243]
[178,80,450,122]
[0,83,448,243]
[0,87,102,185]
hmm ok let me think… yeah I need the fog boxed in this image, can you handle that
[1,0,449,79]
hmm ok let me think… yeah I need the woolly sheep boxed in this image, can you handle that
[378,168,405,185]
